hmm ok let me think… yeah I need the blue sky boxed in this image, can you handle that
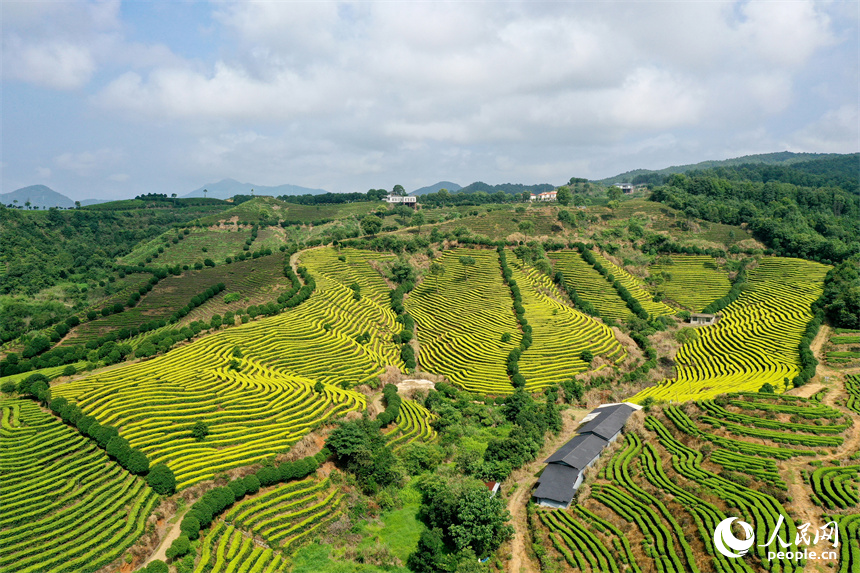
[2,1,858,200]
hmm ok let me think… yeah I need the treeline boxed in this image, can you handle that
[575,243,650,320]
[498,247,531,389]
[7,374,176,495]
[687,154,859,194]
[387,260,417,370]
[458,181,555,195]
[277,189,389,205]
[169,450,327,561]
[650,170,859,263]
[376,384,402,426]
[817,260,860,330]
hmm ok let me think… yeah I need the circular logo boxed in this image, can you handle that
[714,517,755,558]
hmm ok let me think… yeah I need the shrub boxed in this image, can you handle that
[147,463,176,495]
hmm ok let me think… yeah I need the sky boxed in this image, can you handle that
[1,1,858,201]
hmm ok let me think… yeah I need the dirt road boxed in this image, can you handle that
[506,407,589,573]
[143,509,187,567]
[782,324,860,572]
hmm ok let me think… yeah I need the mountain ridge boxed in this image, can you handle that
[184,178,328,199]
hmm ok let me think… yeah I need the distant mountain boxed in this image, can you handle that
[457,181,555,195]
[598,151,838,185]
[410,181,462,196]
[80,198,110,206]
[184,179,328,200]
[1,185,75,208]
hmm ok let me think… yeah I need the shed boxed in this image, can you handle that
[690,312,721,326]
[577,403,639,443]
[533,464,582,509]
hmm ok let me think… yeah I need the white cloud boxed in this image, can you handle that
[3,38,96,90]
[36,167,52,179]
[55,149,124,176]
[789,105,860,153]
[3,1,852,196]
[108,173,129,182]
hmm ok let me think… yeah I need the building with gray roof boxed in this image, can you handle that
[533,402,640,509]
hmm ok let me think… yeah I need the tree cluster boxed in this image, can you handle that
[377,384,402,426]
[497,248,531,389]
[407,474,514,570]
[326,417,402,493]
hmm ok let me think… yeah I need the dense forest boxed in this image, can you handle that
[649,155,860,264]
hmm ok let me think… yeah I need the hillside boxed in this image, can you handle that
[0,159,858,573]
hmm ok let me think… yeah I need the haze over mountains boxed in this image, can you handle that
[4,151,856,209]
[183,179,329,200]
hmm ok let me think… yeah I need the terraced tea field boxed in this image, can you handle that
[120,227,254,267]
[510,258,626,390]
[221,476,344,552]
[407,248,522,394]
[633,257,830,402]
[385,397,438,451]
[0,399,157,573]
[650,255,732,311]
[54,354,365,490]
[548,250,632,321]
[65,254,290,345]
[538,391,854,573]
[590,252,675,318]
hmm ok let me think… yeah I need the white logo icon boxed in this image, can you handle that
[714,517,755,558]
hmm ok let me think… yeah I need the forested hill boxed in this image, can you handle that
[457,181,555,195]
[649,154,860,264]
[601,151,841,185]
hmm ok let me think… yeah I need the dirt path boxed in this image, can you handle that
[781,324,860,571]
[144,509,187,567]
[505,407,589,573]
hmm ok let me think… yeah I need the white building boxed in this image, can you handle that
[530,190,557,202]
[385,194,417,206]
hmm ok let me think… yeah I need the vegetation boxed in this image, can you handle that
[2,154,858,573]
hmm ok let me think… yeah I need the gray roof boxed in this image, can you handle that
[577,403,637,441]
[544,433,607,470]
[533,464,581,505]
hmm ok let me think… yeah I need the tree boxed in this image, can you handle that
[106,435,132,466]
[517,220,535,235]
[393,184,406,196]
[407,528,447,573]
[146,561,168,573]
[165,535,190,560]
[361,215,383,236]
[429,262,446,293]
[126,449,150,474]
[192,420,210,441]
[607,186,623,201]
[459,256,476,281]
[147,463,176,495]
[203,189,208,199]
[180,515,201,540]
[579,349,594,364]
[556,185,572,206]
[411,211,425,231]
[74,200,81,209]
